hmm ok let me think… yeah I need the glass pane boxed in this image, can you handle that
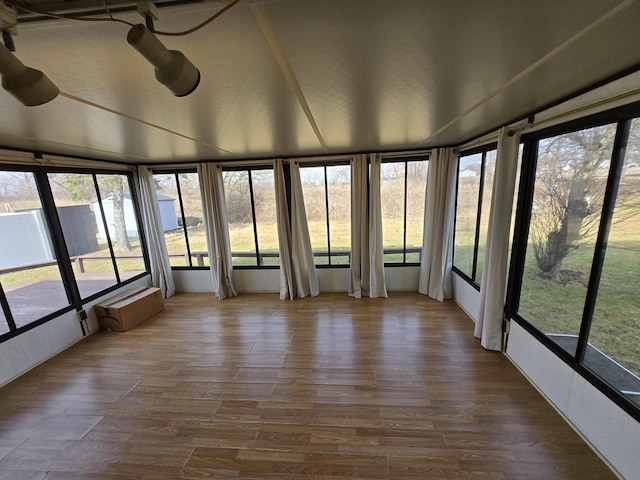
[476,150,497,283]
[179,173,208,267]
[154,174,189,266]
[0,301,8,335]
[96,174,146,281]
[588,118,640,406]
[381,162,405,263]
[406,160,428,263]
[252,170,279,266]
[454,153,482,278]
[327,165,351,264]
[300,167,329,265]
[223,171,256,266]
[0,171,70,326]
[518,124,616,355]
[48,172,116,299]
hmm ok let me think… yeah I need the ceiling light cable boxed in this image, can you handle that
[8,0,241,36]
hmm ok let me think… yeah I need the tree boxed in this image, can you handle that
[56,174,131,251]
[529,124,638,278]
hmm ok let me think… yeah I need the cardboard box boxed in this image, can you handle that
[95,287,164,332]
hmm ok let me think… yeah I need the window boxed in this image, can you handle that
[154,171,208,267]
[508,105,640,418]
[0,170,70,329]
[0,166,149,342]
[453,146,497,285]
[380,157,428,264]
[300,163,351,265]
[588,118,640,408]
[223,167,279,267]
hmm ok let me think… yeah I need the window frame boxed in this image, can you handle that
[505,100,640,422]
[380,154,428,266]
[452,143,497,288]
[153,168,208,270]
[298,159,352,268]
[0,164,150,344]
[221,165,279,269]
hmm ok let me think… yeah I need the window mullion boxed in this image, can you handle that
[0,283,17,331]
[472,152,486,282]
[402,161,408,263]
[324,165,332,265]
[175,174,193,267]
[247,171,260,266]
[575,119,631,364]
[34,168,82,308]
[93,175,121,284]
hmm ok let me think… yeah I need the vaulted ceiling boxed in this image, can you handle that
[1,0,640,164]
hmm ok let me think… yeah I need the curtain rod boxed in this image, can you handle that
[458,85,640,153]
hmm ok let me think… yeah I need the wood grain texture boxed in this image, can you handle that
[0,293,617,479]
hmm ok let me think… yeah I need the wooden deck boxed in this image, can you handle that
[3,272,145,329]
[0,292,616,479]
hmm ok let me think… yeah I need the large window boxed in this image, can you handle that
[223,167,279,267]
[154,171,207,267]
[0,166,149,342]
[509,105,640,417]
[0,171,70,329]
[380,157,428,264]
[453,146,496,285]
[299,163,351,265]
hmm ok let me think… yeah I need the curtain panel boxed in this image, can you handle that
[474,127,522,350]
[348,154,387,298]
[274,159,319,300]
[136,166,175,298]
[418,147,457,301]
[197,163,237,300]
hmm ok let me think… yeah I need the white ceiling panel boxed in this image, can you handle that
[0,0,638,163]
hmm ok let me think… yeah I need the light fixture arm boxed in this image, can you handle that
[127,24,200,97]
[0,42,59,106]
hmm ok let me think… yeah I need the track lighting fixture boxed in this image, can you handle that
[0,41,59,106]
[127,24,200,97]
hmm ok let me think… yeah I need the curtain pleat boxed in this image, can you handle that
[418,148,457,301]
[348,154,387,298]
[136,166,175,298]
[475,127,522,350]
[275,159,319,300]
[197,163,237,300]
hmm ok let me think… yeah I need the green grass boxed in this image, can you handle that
[453,209,640,377]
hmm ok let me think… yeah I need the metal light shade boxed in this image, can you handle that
[0,43,59,106]
[127,24,200,97]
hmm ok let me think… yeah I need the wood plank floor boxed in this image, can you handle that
[0,292,617,479]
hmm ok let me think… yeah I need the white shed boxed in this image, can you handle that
[94,193,178,239]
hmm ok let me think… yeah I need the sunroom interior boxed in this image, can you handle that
[1,0,639,478]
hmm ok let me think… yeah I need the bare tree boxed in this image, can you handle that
[529,124,640,278]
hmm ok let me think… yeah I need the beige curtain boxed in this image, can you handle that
[136,166,175,298]
[197,163,237,300]
[349,153,387,298]
[475,127,522,350]
[274,159,319,300]
[418,147,457,301]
